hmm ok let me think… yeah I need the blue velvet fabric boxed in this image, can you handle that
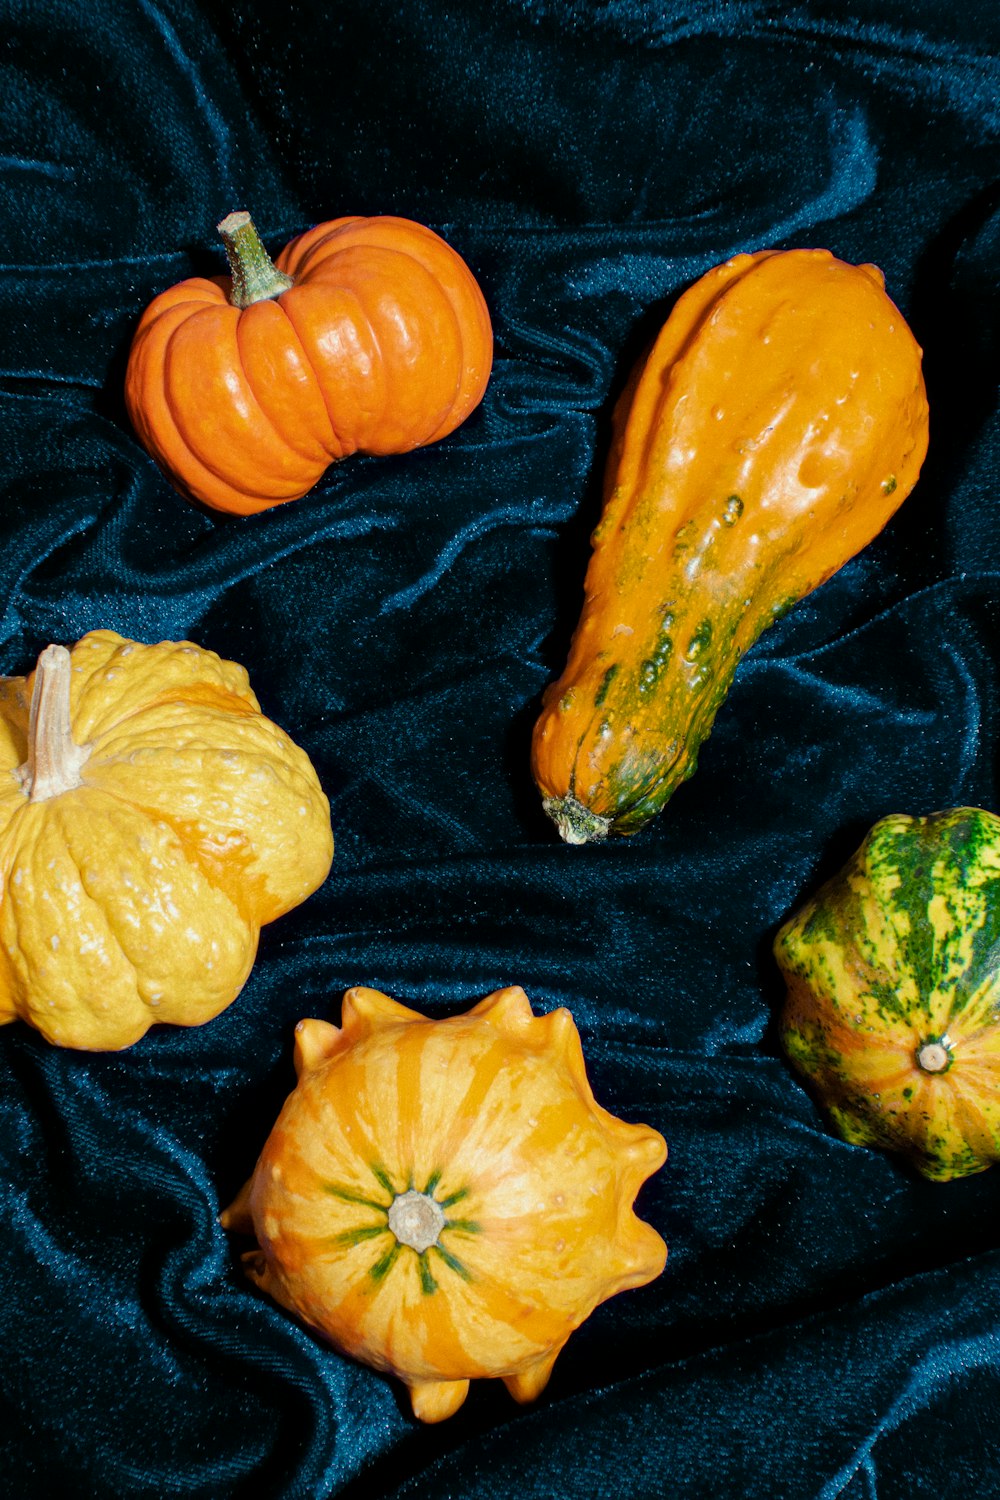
[1,1,999,1495]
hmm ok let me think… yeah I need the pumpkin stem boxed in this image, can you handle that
[217,211,294,309]
[21,645,90,802]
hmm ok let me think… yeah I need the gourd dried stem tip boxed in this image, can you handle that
[387,1190,445,1253]
[217,211,294,309]
[917,1040,951,1074]
[542,794,612,845]
[24,645,89,802]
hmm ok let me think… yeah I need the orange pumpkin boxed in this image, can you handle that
[531,248,929,843]
[221,985,667,1421]
[125,212,493,515]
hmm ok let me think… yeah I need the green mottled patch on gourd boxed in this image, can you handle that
[685,620,712,660]
[564,574,797,835]
[827,1101,881,1149]
[861,811,1000,1026]
[594,663,619,707]
[596,645,743,832]
[638,631,674,696]
[782,1017,842,1078]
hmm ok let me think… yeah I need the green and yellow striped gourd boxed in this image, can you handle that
[776,807,1000,1181]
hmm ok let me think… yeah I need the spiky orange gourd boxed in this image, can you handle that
[221,985,667,1421]
[532,248,929,843]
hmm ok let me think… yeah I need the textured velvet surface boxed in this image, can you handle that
[1,1,999,1495]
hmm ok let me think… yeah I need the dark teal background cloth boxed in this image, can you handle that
[1,1,999,1495]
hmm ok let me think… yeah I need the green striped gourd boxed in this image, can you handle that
[775,807,1000,1181]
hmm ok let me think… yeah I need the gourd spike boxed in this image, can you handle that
[219,1176,254,1234]
[538,1005,580,1056]
[408,1378,470,1424]
[612,1217,668,1292]
[341,986,425,1034]
[503,1346,562,1405]
[470,985,534,1029]
[622,1120,669,1167]
[240,1248,270,1291]
[293,1018,341,1076]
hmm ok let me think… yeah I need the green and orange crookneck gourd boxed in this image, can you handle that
[0,631,333,1050]
[221,985,667,1422]
[776,807,1000,1182]
[532,248,929,843]
[125,212,493,515]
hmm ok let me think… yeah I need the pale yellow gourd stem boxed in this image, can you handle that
[21,645,90,802]
[387,1190,445,1253]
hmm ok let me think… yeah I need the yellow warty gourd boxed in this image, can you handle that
[0,630,333,1050]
